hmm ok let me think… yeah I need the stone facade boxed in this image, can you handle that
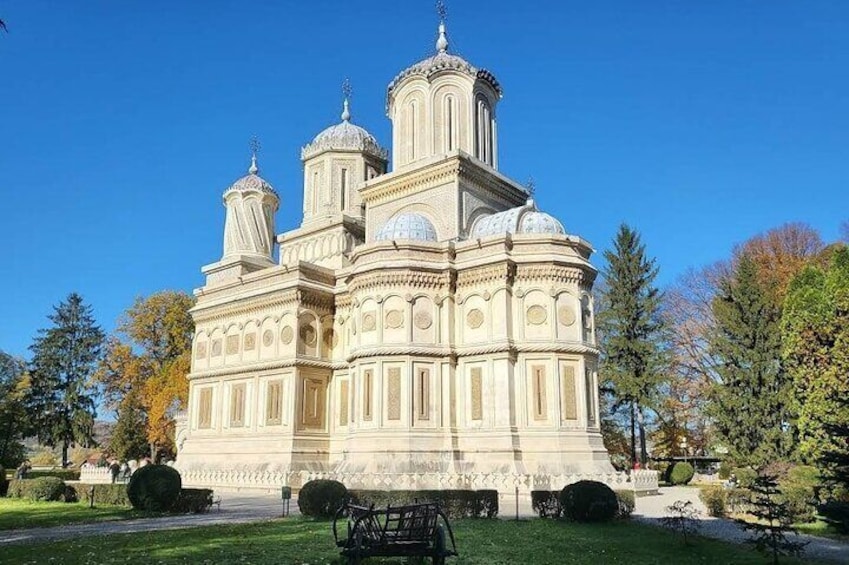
[175,19,656,496]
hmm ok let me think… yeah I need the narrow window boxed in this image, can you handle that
[198,388,213,429]
[266,380,283,425]
[446,96,454,152]
[312,171,320,213]
[230,383,246,428]
[407,101,417,162]
[363,369,373,421]
[532,365,546,420]
[417,368,430,420]
[340,168,348,211]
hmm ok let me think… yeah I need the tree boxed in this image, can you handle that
[0,351,29,467]
[95,291,194,461]
[736,474,807,564]
[26,293,105,467]
[709,255,794,467]
[109,393,150,461]
[597,224,666,468]
[782,246,849,472]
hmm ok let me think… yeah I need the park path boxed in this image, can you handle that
[635,485,849,564]
[0,492,293,546]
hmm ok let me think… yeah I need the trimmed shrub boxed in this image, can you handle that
[531,490,562,518]
[173,488,214,514]
[7,477,67,501]
[26,469,81,481]
[669,462,695,485]
[66,483,131,507]
[718,461,732,480]
[614,490,635,519]
[560,480,618,523]
[699,486,727,517]
[732,467,757,488]
[780,465,820,523]
[127,464,181,511]
[298,479,347,518]
[347,490,498,519]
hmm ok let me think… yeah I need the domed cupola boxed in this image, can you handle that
[375,212,438,243]
[300,84,389,225]
[471,199,565,239]
[221,151,279,262]
[387,13,502,169]
[520,211,565,235]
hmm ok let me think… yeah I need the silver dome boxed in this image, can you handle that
[375,212,438,242]
[520,211,565,235]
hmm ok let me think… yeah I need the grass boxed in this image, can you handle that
[0,516,825,565]
[0,498,137,531]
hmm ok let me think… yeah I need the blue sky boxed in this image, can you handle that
[1,1,847,358]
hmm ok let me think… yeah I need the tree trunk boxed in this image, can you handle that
[150,441,158,464]
[630,400,637,469]
[62,442,69,468]
[637,404,648,466]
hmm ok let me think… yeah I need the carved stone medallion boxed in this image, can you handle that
[526,305,548,325]
[466,308,484,329]
[300,324,316,346]
[385,309,403,329]
[362,312,376,332]
[557,305,576,327]
[244,332,256,351]
[262,330,274,347]
[414,310,433,330]
[280,325,294,345]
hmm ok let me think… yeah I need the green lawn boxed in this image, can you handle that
[0,498,137,531]
[0,516,823,565]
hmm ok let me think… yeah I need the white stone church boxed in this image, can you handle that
[175,18,654,496]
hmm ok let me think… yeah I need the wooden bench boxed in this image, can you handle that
[332,502,458,565]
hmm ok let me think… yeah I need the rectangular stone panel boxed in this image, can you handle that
[244,333,256,351]
[560,365,578,421]
[585,368,596,426]
[339,380,349,427]
[266,380,283,425]
[198,388,213,429]
[387,367,401,421]
[226,335,240,355]
[470,367,482,421]
[532,365,547,421]
[363,370,373,421]
[230,383,245,427]
[195,341,207,360]
[302,378,324,429]
[416,368,430,421]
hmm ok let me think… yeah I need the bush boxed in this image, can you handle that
[531,491,562,518]
[347,490,498,519]
[614,490,635,519]
[298,479,347,518]
[26,469,81,481]
[669,462,695,485]
[66,483,131,507]
[818,501,849,534]
[7,477,67,501]
[726,487,751,515]
[780,465,820,523]
[718,461,732,480]
[127,465,181,511]
[559,481,618,523]
[172,488,214,514]
[732,467,757,488]
[699,486,727,517]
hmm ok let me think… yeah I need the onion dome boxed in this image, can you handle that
[375,212,438,242]
[301,97,388,161]
[223,154,277,197]
[387,20,501,103]
[471,200,565,238]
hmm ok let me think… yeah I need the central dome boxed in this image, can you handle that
[387,51,501,101]
[375,212,438,242]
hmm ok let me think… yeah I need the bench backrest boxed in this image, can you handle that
[382,502,440,543]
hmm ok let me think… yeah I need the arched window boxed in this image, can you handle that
[445,95,455,152]
[406,100,417,163]
[475,95,494,165]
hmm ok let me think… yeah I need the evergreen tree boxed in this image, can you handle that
[109,393,150,461]
[709,256,794,467]
[598,224,665,468]
[736,474,807,564]
[27,293,105,467]
[0,351,29,467]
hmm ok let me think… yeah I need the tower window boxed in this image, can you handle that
[340,168,348,211]
[446,96,455,152]
[312,171,320,213]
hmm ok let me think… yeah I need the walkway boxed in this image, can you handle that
[635,485,849,564]
[0,493,290,546]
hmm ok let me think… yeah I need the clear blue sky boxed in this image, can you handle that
[1,1,847,358]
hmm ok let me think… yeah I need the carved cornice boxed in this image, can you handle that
[514,264,588,285]
[348,269,454,295]
[456,262,516,289]
[188,356,343,380]
[360,158,460,206]
[193,289,300,325]
[348,345,454,362]
[345,340,599,364]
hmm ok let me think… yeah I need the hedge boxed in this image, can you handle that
[6,477,67,501]
[173,488,214,514]
[347,490,499,519]
[532,489,634,520]
[25,469,81,481]
[67,483,132,507]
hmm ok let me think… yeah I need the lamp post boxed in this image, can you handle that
[679,437,688,466]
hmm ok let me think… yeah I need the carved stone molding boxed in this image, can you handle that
[385,309,404,329]
[526,305,547,326]
[466,309,484,329]
[414,311,433,330]
[280,326,294,345]
[262,330,274,347]
[362,312,376,332]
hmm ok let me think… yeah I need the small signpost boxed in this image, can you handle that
[88,485,96,509]
[281,486,292,517]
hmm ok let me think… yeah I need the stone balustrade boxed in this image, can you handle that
[79,466,112,484]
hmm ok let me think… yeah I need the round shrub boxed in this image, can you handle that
[669,462,695,485]
[298,479,347,518]
[28,476,66,501]
[559,480,618,523]
[127,464,182,511]
[718,461,732,480]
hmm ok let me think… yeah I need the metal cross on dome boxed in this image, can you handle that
[436,0,447,22]
[249,135,261,157]
[342,78,353,100]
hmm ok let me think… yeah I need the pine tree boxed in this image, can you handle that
[598,224,665,468]
[709,255,794,467]
[109,394,150,461]
[736,474,807,564]
[27,293,105,467]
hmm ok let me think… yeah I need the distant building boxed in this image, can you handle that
[175,16,637,495]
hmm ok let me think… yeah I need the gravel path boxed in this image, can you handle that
[0,493,293,546]
[635,486,849,564]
